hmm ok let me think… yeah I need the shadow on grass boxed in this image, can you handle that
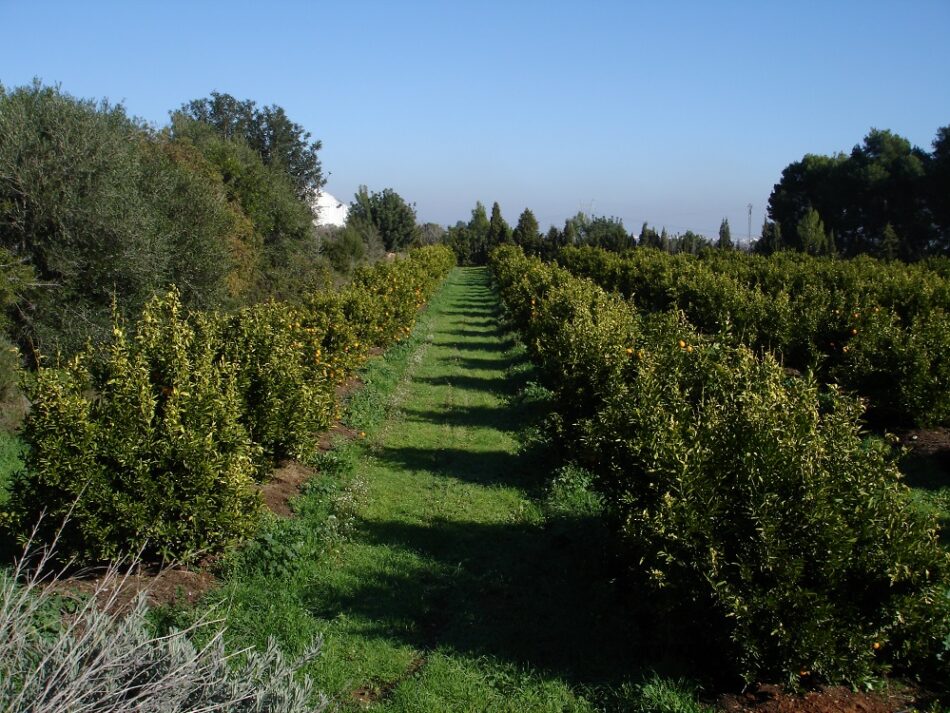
[303,513,647,688]
[413,374,512,393]
[300,267,703,695]
[372,445,526,488]
[438,326,507,338]
[901,451,950,547]
[438,312,497,321]
[431,339,517,353]
[444,295,497,307]
[443,354,528,371]
[399,405,522,434]
[901,450,950,491]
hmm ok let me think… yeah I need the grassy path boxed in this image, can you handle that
[309,266,645,711]
[211,267,667,712]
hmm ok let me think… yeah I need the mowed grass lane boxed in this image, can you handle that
[296,267,647,711]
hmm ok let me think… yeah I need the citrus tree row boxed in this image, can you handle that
[490,244,950,687]
[557,246,950,427]
[1,246,456,563]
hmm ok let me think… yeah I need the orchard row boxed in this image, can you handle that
[557,246,950,427]
[1,246,456,563]
[490,245,949,687]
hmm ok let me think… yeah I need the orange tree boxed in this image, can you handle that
[492,245,950,687]
[558,245,950,427]
[3,246,455,563]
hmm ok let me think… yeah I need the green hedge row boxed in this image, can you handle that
[1,246,455,563]
[491,244,950,686]
[557,246,950,427]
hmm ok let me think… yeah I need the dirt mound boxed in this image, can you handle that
[51,565,217,612]
[718,684,914,713]
[900,426,950,459]
[258,460,316,517]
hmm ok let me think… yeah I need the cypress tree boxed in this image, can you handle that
[718,218,733,250]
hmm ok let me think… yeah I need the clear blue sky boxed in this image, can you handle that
[3,0,948,241]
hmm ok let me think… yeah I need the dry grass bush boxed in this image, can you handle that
[0,525,326,713]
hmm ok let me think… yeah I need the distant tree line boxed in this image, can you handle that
[758,126,950,259]
[443,201,729,265]
[444,126,950,265]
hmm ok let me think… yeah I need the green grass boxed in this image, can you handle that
[187,267,708,712]
[902,450,950,548]
[0,430,23,505]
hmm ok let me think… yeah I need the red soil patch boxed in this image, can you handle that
[317,422,359,452]
[718,684,915,713]
[335,374,365,401]
[899,426,950,459]
[51,564,217,612]
[258,460,316,517]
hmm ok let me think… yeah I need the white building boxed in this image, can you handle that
[312,190,349,228]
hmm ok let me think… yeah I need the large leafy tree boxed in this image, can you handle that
[844,129,930,257]
[168,115,318,302]
[673,230,711,255]
[348,186,418,252]
[768,127,945,259]
[416,222,446,245]
[929,126,950,250]
[768,153,848,249]
[585,216,631,251]
[561,213,631,251]
[0,82,236,356]
[177,91,324,198]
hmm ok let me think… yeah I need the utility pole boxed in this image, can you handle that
[747,203,753,244]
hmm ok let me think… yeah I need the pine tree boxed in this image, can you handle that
[796,208,830,255]
[563,218,578,246]
[468,202,490,241]
[717,218,733,250]
[512,208,540,254]
[880,223,900,260]
[639,222,660,248]
[487,201,512,248]
[755,219,783,254]
[467,201,491,263]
